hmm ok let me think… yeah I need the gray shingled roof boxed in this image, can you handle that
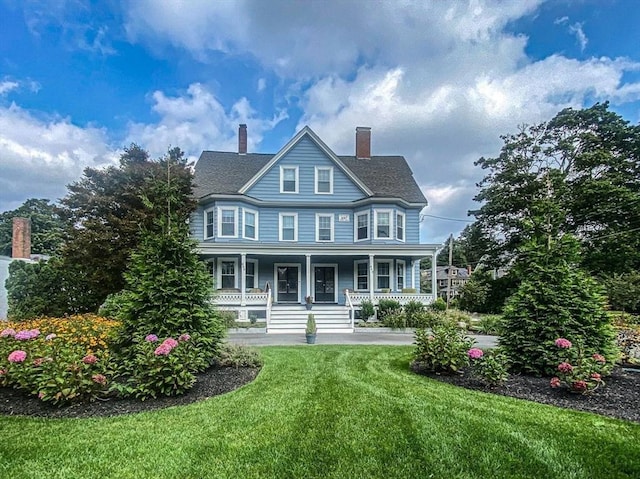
[194,151,427,205]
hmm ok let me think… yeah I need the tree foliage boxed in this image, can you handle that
[471,103,640,274]
[0,199,67,256]
[600,272,640,313]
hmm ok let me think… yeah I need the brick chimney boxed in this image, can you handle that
[238,123,247,155]
[12,217,31,259]
[355,126,371,159]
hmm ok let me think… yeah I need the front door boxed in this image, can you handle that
[314,266,336,303]
[276,265,299,303]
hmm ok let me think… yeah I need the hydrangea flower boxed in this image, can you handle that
[45,333,57,341]
[38,392,45,400]
[557,362,573,373]
[591,373,602,381]
[0,328,16,338]
[572,380,588,392]
[82,354,98,365]
[162,338,179,349]
[178,333,191,342]
[33,357,45,367]
[467,348,484,359]
[8,350,27,363]
[550,377,561,388]
[592,353,606,364]
[92,374,107,385]
[15,329,40,340]
[154,344,172,356]
[554,338,572,349]
[145,334,159,342]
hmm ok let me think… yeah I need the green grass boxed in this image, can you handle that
[1,346,639,479]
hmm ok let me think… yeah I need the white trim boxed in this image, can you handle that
[204,207,215,239]
[217,257,239,289]
[274,263,301,303]
[245,258,259,290]
[279,212,298,242]
[396,260,406,291]
[374,259,393,291]
[354,259,369,291]
[312,263,338,303]
[217,206,238,238]
[279,165,299,194]
[314,166,334,194]
[238,126,373,196]
[242,208,259,240]
[374,209,393,240]
[315,213,334,242]
[354,210,370,242]
[396,211,405,242]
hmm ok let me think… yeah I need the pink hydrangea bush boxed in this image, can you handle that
[549,337,611,394]
[467,347,510,386]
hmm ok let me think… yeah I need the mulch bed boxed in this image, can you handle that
[0,366,260,419]
[413,364,640,423]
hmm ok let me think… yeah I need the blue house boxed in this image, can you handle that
[192,125,441,332]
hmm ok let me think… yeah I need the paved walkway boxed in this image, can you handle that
[228,331,498,348]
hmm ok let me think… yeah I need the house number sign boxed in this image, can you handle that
[338,214,350,222]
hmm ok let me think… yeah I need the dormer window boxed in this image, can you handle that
[280,166,299,193]
[315,166,333,194]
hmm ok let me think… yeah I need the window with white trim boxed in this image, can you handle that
[396,211,405,241]
[375,261,392,290]
[280,166,299,193]
[279,213,298,241]
[245,259,258,289]
[316,213,334,242]
[354,260,369,291]
[355,211,369,241]
[217,258,238,289]
[374,210,391,239]
[315,166,333,194]
[243,209,258,240]
[218,207,238,238]
[396,260,405,291]
[204,209,215,239]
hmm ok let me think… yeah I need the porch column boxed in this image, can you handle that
[369,253,375,301]
[306,254,311,303]
[431,251,437,300]
[410,260,415,289]
[240,253,246,306]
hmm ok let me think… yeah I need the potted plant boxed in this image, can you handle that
[306,313,317,344]
[305,295,314,310]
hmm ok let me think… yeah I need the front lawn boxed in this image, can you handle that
[1,346,639,479]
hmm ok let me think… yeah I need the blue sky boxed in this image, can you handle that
[1,0,639,243]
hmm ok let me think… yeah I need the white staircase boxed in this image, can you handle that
[268,304,353,333]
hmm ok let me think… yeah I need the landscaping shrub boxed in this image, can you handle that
[377,299,401,322]
[359,299,375,322]
[467,348,510,386]
[474,315,504,335]
[411,323,474,374]
[548,338,613,394]
[442,309,472,329]
[430,297,447,311]
[382,311,407,329]
[216,343,263,368]
[404,300,424,327]
[219,310,239,329]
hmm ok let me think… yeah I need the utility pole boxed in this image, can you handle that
[446,233,453,310]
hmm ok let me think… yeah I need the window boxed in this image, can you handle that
[204,209,214,239]
[316,214,334,242]
[355,260,369,291]
[218,207,237,238]
[280,166,298,193]
[375,210,391,239]
[396,211,405,241]
[376,261,392,290]
[396,261,405,291]
[355,211,369,241]
[243,209,258,240]
[279,213,298,241]
[315,166,333,194]
[245,260,258,289]
[217,258,238,289]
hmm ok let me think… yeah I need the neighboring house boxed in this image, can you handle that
[423,266,471,301]
[191,125,441,332]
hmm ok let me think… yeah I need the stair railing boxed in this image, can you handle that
[345,289,355,331]
[265,281,272,332]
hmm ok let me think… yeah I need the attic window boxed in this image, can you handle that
[315,166,333,194]
[280,166,298,193]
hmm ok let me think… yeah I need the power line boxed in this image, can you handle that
[420,214,475,223]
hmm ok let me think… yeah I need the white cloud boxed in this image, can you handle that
[0,81,19,96]
[569,22,588,52]
[257,78,266,92]
[0,103,118,212]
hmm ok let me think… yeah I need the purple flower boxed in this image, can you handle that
[557,362,573,373]
[554,338,572,349]
[14,329,40,340]
[82,354,98,365]
[550,377,561,388]
[45,333,57,341]
[0,328,16,338]
[178,333,191,342]
[8,350,27,363]
[467,348,484,360]
[145,334,159,343]
[154,344,172,356]
[162,338,178,349]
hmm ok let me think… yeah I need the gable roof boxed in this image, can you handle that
[193,128,428,205]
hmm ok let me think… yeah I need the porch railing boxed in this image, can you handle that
[349,292,435,306]
[265,282,272,331]
[345,289,355,330]
[214,290,269,305]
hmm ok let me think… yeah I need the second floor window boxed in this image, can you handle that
[205,209,214,239]
[219,208,237,237]
[281,166,298,193]
[280,213,297,241]
[315,166,333,194]
[243,210,257,240]
[355,211,369,241]
[316,214,334,242]
[396,212,405,241]
[375,210,391,239]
